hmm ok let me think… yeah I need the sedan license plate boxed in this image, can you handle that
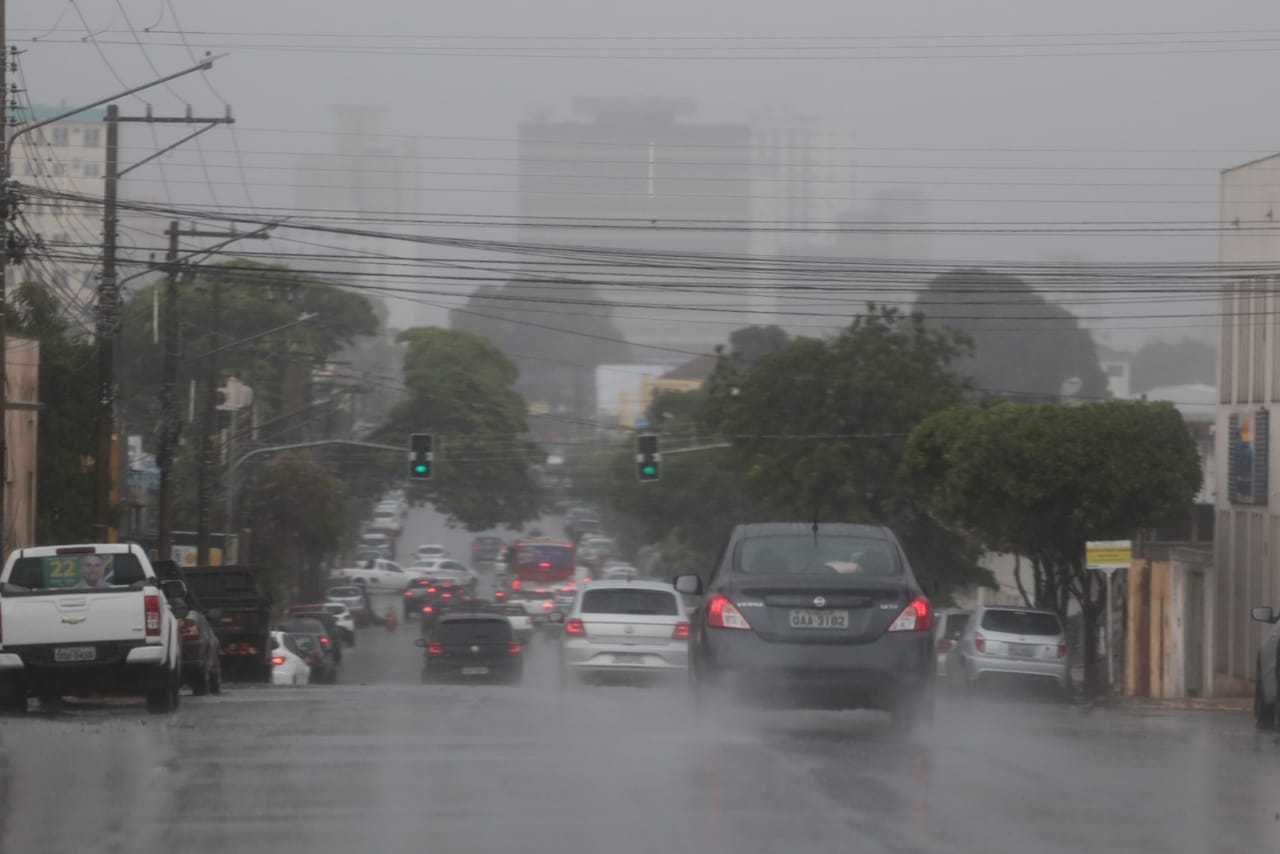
[1008,644,1036,658]
[788,609,849,629]
[612,653,644,664]
[460,666,490,676]
[54,646,96,663]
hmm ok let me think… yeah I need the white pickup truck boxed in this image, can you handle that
[0,543,187,713]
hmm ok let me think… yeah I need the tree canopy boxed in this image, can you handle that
[902,399,1202,694]
[377,327,544,530]
[913,268,1108,399]
[1128,337,1216,393]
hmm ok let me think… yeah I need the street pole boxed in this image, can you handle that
[0,1,9,561]
[92,105,120,541]
[156,220,180,559]
[196,273,220,565]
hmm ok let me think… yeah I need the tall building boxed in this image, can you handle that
[517,97,753,356]
[294,106,428,328]
[9,106,107,323]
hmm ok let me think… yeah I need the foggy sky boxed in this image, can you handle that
[14,0,1280,350]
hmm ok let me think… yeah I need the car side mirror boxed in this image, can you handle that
[673,575,703,596]
[547,611,565,624]
[171,601,191,619]
[413,638,428,648]
[1252,606,1277,624]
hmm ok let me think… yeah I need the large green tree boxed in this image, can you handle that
[377,327,543,530]
[914,268,1108,399]
[11,281,96,542]
[902,400,1202,695]
[1128,337,1216,393]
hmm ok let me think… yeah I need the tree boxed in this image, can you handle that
[239,454,346,601]
[10,282,96,542]
[450,279,633,433]
[1128,338,1216,393]
[377,327,543,530]
[727,324,790,365]
[901,400,1202,695]
[914,268,1108,399]
[698,305,992,595]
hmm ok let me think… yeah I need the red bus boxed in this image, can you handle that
[507,538,575,587]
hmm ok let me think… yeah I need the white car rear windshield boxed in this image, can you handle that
[8,553,147,591]
[981,610,1062,636]
[582,589,679,616]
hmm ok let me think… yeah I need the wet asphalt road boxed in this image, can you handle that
[4,515,1280,853]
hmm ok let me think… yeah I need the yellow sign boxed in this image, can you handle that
[1086,540,1132,570]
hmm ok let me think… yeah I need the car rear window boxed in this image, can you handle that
[734,535,901,576]
[981,610,1062,636]
[516,544,573,565]
[328,586,360,598]
[436,619,512,643]
[944,613,970,640]
[581,589,679,616]
[7,553,148,591]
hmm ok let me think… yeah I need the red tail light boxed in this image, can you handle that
[887,597,931,632]
[422,606,434,613]
[427,642,445,655]
[144,594,161,637]
[507,642,522,654]
[936,638,953,653]
[565,618,586,635]
[427,587,437,594]
[706,594,751,630]
[584,577,591,584]
[511,579,521,590]
[494,591,506,599]
[180,618,200,640]
[538,562,551,568]
[271,655,286,666]
[441,593,452,599]
[404,591,413,597]
[543,601,553,610]
[1057,641,1068,659]
[974,632,986,653]
[319,636,330,646]
[673,621,690,639]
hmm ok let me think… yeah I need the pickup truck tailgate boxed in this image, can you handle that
[2,591,150,647]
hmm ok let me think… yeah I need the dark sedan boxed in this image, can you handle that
[178,602,222,696]
[416,614,523,684]
[675,522,935,728]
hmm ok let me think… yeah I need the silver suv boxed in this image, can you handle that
[945,605,1070,700]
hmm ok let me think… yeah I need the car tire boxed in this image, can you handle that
[209,659,223,695]
[0,679,27,714]
[1257,666,1276,730]
[190,664,211,696]
[147,668,178,714]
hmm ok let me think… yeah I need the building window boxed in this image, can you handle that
[83,128,101,148]
[83,162,100,177]
[51,162,65,177]
[51,127,69,146]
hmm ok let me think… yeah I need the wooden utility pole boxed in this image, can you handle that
[96,108,232,542]
[155,221,180,558]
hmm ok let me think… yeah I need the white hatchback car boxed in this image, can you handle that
[270,631,312,686]
[416,544,449,560]
[551,580,689,684]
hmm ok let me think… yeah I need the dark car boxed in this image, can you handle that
[675,522,935,728]
[470,536,505,564]
[416,614,523,684]
[402,577,442,617]
[282,610,344,664]
[276,618,339,683]
[177,602,223,696]
[417,581,469,633]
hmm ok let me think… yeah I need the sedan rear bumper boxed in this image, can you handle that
[563,640,688,674]
[956,652,1070,687]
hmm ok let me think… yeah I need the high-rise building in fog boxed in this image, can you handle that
[517,97,753,357]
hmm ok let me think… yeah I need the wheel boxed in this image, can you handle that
[190,664,210,696]
[147,669,178,714]
[1257,666,1276,730]
[209,659,223,695]
[0,679,26,714]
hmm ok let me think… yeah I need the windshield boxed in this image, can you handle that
[515,545,573,565]
[581,589,679,616]
[734,535,901,576]
[7,553,147,591]
[435,619,512,643]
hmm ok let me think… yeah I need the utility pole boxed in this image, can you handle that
[155,220,180,559]
[96,107,233,542]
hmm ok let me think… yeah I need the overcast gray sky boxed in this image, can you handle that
[14,0,1280,349]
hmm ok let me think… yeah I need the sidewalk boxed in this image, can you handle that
[1105,695,1252,713]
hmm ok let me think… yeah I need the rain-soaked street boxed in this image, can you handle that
[0,584,1278,854]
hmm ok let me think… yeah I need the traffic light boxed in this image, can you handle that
[409,433,433,480]
[636,434,660,482]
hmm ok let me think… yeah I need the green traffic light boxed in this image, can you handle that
[642,466,657,476]
[414,464,429,474]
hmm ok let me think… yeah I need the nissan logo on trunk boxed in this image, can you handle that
[813,596,827,608]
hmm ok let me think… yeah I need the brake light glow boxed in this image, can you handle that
[422,606,433,613]
[511,579,521,591]
[320,636,330,646]
[144,594,161,637]
[673,621,690,639]
[441,593,452,599]
[565,618,586,635]
[974,632,986,653]
[271,655,286,666]
[1057,641,1068,659]
[427,642,444,655]
[538,562,551,568]
[706,594,751,630]
[936,639,953,653]
[543,601,554,610]
[887,597,931,632]
[507,642,522,654]
[404,591,413,597]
